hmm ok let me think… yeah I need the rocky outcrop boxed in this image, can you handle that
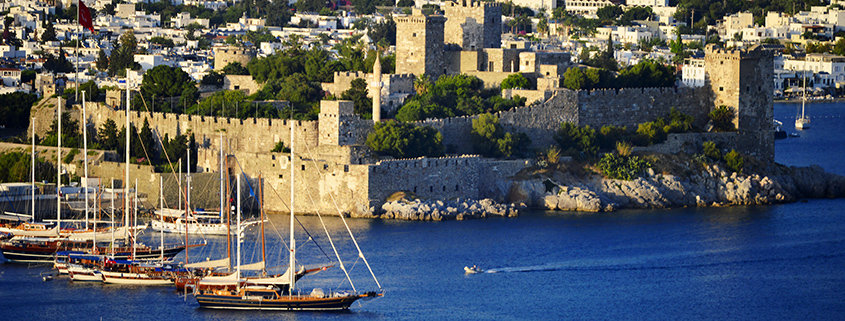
[510,162,845,213]
[363,198,519,221]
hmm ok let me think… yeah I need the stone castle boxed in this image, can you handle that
[23,1,775,216]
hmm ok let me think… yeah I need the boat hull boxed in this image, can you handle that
[0,242,186,263]
[101,271,172,285]
[195,293,374,311]
[68,266,103,282]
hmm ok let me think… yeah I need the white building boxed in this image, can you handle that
[625,0,667,7]
[681,58,705,88]
[564,0,624,18]
[497,0,556,14]
[783,53,845,89]
[0,68,22,87]
[724,12,754,37]
[134,54,168,71]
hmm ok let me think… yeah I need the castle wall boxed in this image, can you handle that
[367,155,482,206]
[213,46,256,71]
[222,75,260,95]
[576,87,712,130]
[84,103,320,156]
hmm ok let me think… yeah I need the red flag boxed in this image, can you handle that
[78,0,95,33]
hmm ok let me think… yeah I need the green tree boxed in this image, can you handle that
[368,18,396,46]
[396,74,525,121]
[140,65,197,113]
[366,121,445,159]
[96,49,109,71]
[341,78,372,118]
[41,112,81,148]
[222,62,249,75]
[702,141,720,160]
[0,92,37,129]
[555,122,598,157]
[501,73,530,90]
[149,36,175,47]
[724,149,743,172]
[97,119,120,152]
[596,5,623,21]
[43,49,74,73]
[834,38,845,56]
[471,113,530,158]
[201,71,224,87]
[709,105,736,132]
[41,20,57,42]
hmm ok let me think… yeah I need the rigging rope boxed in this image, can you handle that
[301,140,382,290]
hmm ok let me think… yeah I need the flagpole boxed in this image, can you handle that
[76,0,80,103]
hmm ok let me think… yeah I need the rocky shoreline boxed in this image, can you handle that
[357,198,519,221]
[509,157,845,213]
[350,154,845,221]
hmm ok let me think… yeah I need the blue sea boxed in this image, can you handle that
[1,102,844,320]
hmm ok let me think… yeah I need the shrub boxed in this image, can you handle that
[63,148,79,164]
[615,141,632,157]
[596,153,651,180]
[555,123,598,157]
[471,113,531,158]
[664,107,694,133]
[501,73,530,90]
[598,125,628,149]
[724,149,743,172]
[702,141,720,160]
[635,118,666,145]
[270,141,290,153]
[545,146,561,166]
[709,105,736,132]
[366,121,444,159]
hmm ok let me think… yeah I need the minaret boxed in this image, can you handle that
[371,54,382,123]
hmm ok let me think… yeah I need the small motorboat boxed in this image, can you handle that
[464,265,483,274]
[789,132,800,138]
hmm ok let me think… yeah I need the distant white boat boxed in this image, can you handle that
[796,63,810,130]
[464,265,483,274]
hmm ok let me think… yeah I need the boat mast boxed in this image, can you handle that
[178,158,181,211]
[57,96,61,231]
[289,118,296,294]
[187,147,191,211]
[225,149,232,271]
[160,176,164,261]
[83,91,88,228]
[110,179,114,255]
[133,179,137,259]
[236,173,241,281]
[259,174,266,276]
[31,117,35,223]
[124,75,130,242]
[219,133,224,221]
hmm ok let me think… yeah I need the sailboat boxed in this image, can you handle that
[796,66,810,130]
[193,118,382,311]
[151,135,258,235]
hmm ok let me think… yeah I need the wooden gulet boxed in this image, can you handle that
[193,115,383,311]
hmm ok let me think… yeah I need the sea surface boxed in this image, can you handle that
[1,102,844,320]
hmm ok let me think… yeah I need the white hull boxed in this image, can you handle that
[150,219,254,235]
[68,265,103,282]
[795,117,810,130]
[101,271,172,285]
[54,262,69,275]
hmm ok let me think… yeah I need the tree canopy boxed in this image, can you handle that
[366,121,444,159]
[470,113,530,158]
[0,92,37,129]
[395,74,526,122]
[139,65,198,113]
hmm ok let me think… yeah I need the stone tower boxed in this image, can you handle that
[395,9,446,78]
[213,46,256,70]
[318,100,357,146]
[371,54,382,123]
[704,44,774,161]
[443,0,502,50]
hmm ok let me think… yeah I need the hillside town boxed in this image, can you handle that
[0,0,843,219]
[1,1,845,99]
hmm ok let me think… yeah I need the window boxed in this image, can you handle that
[719,87,724,91]
[301,165,305,171]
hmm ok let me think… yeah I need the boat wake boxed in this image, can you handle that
[478,251,845,274]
